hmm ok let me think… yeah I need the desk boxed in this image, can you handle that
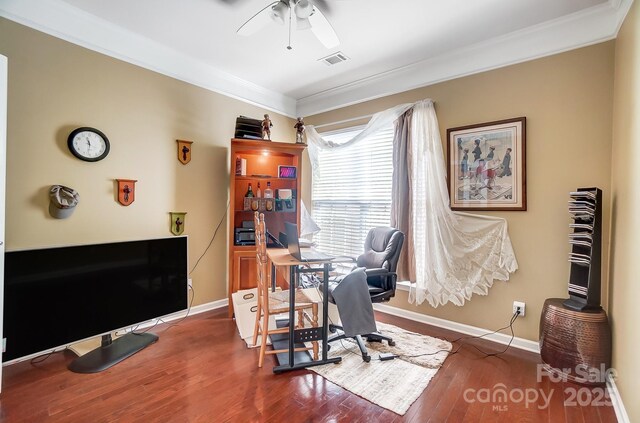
[266,249,342,373]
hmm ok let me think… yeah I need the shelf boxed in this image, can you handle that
[235,209,295,213]
[234,175,297,181]
[232,245,256,251]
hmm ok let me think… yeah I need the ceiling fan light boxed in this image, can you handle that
[296,17,312,30]
[294,0,314,19]
[270,1,288,25]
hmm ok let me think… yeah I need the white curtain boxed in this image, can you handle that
[306,99,518,307]
[306,102,414,179]
[409,100,518,306]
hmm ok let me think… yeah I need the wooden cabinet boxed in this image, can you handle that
[228,139,305,316]
[233,250,257,292]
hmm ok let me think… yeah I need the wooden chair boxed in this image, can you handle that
[252,212,319,368]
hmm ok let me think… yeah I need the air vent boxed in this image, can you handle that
[319,52,349,66]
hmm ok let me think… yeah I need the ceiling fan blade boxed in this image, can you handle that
[296,17,312,31]
[237,1,279,36]
[312,0,332,15]
[308,7,339,49]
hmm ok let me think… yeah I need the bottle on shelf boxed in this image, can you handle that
[256,182,262,198]
[264,181,273,199]
[245,183,254,198]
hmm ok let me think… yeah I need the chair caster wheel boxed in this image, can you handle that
[388,341,396,347]
[329,326,337,333]
[327,344,331,351]
[363,355,371,363]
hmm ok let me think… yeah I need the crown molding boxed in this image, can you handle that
[0,0,297,117]
[296,0,634,117]
[0,0,632,119]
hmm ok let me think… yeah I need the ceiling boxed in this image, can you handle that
[0,0,633,117]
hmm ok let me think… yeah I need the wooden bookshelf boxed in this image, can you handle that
[228,139,305,317]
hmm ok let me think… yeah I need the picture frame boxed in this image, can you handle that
[278,165,297,179]
[447,117,526,211]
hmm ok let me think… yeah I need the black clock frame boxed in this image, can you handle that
[67,127,110,162]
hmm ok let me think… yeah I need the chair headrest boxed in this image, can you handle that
[357,227,405,271]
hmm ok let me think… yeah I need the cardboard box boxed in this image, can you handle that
[232,288,276,347]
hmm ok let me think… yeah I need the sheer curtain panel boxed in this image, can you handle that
[306,100,518,307]
[405,100,518,307]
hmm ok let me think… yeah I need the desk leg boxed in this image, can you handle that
[272,263,342,373]
[288,265,296,367]
[271,262,276,292]
[322,263,329,361]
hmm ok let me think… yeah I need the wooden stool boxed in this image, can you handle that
[539,298,611,385]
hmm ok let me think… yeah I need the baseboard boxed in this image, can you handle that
[178,298,229,319]
[135,298,229,327]
[373,303,540,354]
[607,373,630,423]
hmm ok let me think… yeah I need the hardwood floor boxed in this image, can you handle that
[0,308,617,422]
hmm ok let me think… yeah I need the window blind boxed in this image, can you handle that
[312,125,394,258]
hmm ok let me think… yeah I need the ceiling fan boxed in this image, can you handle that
[237,0,339,50]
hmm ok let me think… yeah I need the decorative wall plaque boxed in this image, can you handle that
[170,212,187,235]
[177,140,193,165]
[116,179,137,206]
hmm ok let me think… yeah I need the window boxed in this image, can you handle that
[312,125,394,258]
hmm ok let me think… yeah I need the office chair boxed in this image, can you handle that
[327,227,405,362]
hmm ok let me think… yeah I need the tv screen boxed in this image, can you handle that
[3,236,188,363]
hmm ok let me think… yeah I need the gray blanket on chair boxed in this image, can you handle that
[331,268,378,337]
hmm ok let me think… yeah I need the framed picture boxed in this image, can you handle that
[447,117,526,211]
[278,165,297,179]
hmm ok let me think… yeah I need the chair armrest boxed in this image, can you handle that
[364,268,397,292]
[364,268,391,277]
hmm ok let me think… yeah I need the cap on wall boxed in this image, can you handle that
[49,185,80,219]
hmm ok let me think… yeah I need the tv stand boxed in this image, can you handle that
[68,332,158,373]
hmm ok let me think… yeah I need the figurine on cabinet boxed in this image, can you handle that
[261,114,273,141]
[294,117,306,144]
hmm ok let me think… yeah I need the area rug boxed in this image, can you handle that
[310,322,452,415]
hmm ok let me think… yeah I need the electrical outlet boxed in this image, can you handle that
[513,301,526,317]
[188,278,193,289]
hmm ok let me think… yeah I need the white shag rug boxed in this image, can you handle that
[310,322,452,415]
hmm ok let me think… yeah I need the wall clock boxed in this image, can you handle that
[67,127,110,162]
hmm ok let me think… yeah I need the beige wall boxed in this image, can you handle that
[610,0,640,420]
[0,18,296,306]
[306,42,616,342]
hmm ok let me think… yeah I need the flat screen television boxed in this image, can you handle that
[3,236,188,373]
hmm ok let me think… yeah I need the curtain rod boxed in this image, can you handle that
[312,113,373,130]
